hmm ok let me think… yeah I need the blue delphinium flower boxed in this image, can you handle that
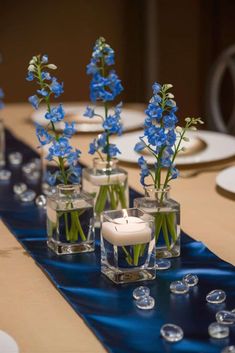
[138,156,150,186]
[135,83,180,186]
[28,95,40,109]
[48,137,72,158]
[85,37,123,162]
[26,72,34,81]
[134,141,145,153]
[104,144,120,157]
[41,54,48,64]
[41,71,51,80]
[50,77,64,98]
[84,106,95,118]
[88,140,97,155]
[45,104,65,123]
[103,114,122,135]
[37,88,49,97]
[135,82,203,187]
[67,149,81,165]
[27,54,82,185]
[63,122,76,138]
[35,124,53,145]
[67,164,82,184]
[46,170,59,186]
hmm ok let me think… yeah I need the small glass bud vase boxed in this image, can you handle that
[134,185,180,258]
[47,184,95,255]
[100,208,156,284]
[82,158,129,225]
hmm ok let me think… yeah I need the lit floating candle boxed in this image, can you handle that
[100,208,156,284]
[101,215,152,246]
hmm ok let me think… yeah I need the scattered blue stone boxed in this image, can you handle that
[133,286,150,300]
[182,273,199,287]
[170,281,189,294]
[206,290,226,304]
[208,322,229,339]
[216,310,235,325]
[155,259,171,270]
[13,183,27,195]
[160,324,184,342]
[135,296,155,310]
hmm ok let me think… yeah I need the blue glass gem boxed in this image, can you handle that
[160,324,184,342]
[35,194,47,208]
[0,169,11,181]
[8,152,23,166]
[26,170,40,181]
[170,281,189,294]
[133,286,150,300]
[13,183,27,195]
[135,296,155,310]
[155,259,171,270]
[208,322,229,339]
[216,310,235,325]
[206,289,226,304]
[182,273,199,287]
[19,190,36,203]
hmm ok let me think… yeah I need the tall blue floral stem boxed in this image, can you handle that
[27,54,85,242]
[84,37,127,216]
[135,82,204,252]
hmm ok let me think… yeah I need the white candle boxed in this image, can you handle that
[101,216,152,246]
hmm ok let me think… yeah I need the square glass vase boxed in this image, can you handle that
[100,208,156,284]
[46,184,95,255]
[134,185,180,259]
[82,158,129,226]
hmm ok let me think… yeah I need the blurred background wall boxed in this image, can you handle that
[1,0,235,121]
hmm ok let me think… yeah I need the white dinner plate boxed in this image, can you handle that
[216,166,235,194]
[0,331,19,353]
[30,103,145,133]
[111,130,235,166]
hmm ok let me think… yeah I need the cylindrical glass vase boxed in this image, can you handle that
[82,158,129,225]
[47,184,95,255]
[134,185,180,258]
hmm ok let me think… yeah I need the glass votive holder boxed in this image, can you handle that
[100,208,156,284]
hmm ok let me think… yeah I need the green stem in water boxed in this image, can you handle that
[113,183,127,208]
[74,211,86,241]
[133,244,142,266]
[162,215,171,250]
[122,246,133,266]
[165,212,177,243]
[154,213,163,244]
[107,185,117,209]
[95,185,108,215]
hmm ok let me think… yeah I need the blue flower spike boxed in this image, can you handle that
[26,54,82,185]
[135,82,204,187]
[84,37,123,161]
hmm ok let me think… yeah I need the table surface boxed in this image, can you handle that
[1,103,235,353]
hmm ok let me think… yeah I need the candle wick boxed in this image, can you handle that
[115,226,118,231]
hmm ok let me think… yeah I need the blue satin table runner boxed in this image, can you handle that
[0,130,235,353]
